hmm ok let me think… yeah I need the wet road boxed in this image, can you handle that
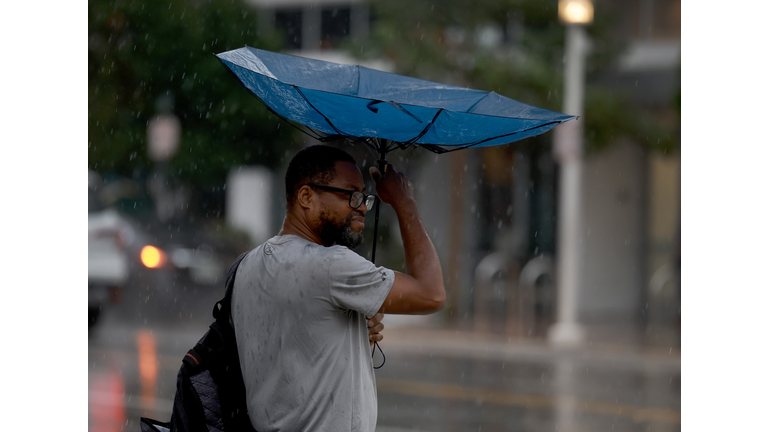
[88,273,680,432]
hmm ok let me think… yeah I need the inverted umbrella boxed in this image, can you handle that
[215,46,575,261]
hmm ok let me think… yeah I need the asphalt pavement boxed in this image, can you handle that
[88,280,680,432]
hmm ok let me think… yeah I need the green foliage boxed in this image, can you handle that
[348,0,678,153]
[88,0,297,193]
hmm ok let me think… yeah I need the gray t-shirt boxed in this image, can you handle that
[232,235,395,432]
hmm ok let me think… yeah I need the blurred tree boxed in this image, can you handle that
[346,0,677,153]
[88,0,298,216]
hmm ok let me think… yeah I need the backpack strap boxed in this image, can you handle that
[212,251,250,324]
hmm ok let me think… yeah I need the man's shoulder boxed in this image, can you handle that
[252,235,344,270]
[267,235,357,256]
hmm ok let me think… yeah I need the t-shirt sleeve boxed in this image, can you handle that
[327,247,395,317]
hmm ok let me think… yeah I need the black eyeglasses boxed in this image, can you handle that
[305,184,377,211]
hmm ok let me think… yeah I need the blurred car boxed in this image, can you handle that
[89,170,248,326]
[89,172,135,327]
[138,241,225,285]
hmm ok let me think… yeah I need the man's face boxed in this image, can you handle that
[313,161,368,249]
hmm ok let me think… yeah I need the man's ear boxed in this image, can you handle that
[296,185,314,210]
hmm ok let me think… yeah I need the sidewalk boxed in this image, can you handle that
[380,315,681,373]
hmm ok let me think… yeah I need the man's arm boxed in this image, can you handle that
[370,164,445,315]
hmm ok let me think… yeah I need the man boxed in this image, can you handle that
[232,145,445,431]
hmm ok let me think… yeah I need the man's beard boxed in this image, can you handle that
[317,210,365,249]
[318,212,363,249]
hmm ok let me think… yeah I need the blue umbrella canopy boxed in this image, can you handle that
[216,47,576,265]
[215,47,575,154]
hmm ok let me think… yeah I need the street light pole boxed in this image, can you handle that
[147,110,181,223]
[548,0,593,346]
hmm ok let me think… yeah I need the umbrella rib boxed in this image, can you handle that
[215,56,331,142]
[356,66,362,97]
[419,120,564,153]
[293,85,347,137]
[264,102,341,143]
[360,137,381,161]
[264,104,326,141]
[405,108,444,145]
[464,92,491,113]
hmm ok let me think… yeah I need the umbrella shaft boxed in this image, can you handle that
[372,197,380,263]
[371,140,388,264]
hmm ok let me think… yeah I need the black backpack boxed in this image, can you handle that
[140,252,256,432]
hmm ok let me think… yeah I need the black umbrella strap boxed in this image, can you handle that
[372,340,386,369]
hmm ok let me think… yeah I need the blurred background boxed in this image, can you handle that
[88,0,680,430]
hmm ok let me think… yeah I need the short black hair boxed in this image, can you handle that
[285,145,357,207]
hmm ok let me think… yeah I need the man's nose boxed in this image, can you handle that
[355,202,368,216]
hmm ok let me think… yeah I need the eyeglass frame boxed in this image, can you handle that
[304,183,377,211]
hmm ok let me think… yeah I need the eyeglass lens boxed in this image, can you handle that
[364,195,376,210]
[350,192,375,211]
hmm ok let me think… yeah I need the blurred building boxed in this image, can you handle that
[580,0,681,333]
[397,0,681,341]
[244,0,392,70]
[458,0,681,339]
